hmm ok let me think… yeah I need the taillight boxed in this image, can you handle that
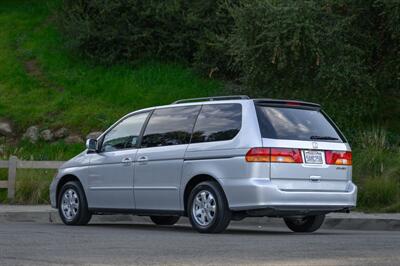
[325,151,352,165]
[270,148,303,163]
[245,148,270,162]
[245,148,302,163]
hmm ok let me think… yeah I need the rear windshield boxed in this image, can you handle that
[255,105,344,142]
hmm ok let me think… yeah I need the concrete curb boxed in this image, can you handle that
[0,206,399,231]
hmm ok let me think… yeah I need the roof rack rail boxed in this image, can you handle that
[172,95,250,104]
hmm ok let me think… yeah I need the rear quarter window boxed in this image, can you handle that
[255,105,344,142]
[141,106,201,147]
[191,103,242,143]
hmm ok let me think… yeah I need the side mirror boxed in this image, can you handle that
[86,139,98,152]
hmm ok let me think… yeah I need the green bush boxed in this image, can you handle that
[358,177,399,210]
[59,0,187,63]
[227,0,380,132]
[15,169,55,204]
[58,0,400,140]
[0,168,55,204]
[353,128,400,211]
[58,0,235,77]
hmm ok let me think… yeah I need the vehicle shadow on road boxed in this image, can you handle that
[83,222,344,236]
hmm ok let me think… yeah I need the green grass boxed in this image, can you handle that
[0,169,55,204]
[0,0,222,136]
[0,0,222,204]
[352,129,400,212]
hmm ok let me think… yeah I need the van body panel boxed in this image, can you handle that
[50,98,357,218]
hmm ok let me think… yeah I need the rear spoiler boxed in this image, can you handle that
[253,99,321,110]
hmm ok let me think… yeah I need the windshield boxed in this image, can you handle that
[255,105,344,142]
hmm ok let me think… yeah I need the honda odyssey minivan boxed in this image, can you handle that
[50,96,357,233]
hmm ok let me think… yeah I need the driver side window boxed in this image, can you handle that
[100,112,149,152]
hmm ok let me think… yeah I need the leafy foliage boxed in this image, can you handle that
[58,0,400,143]
[228,0,377,132]
[353,128,400,211]
[58,0,236,77]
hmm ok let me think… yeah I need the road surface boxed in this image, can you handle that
[0,221,399,265]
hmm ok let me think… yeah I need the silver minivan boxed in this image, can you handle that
[50,96,357,233]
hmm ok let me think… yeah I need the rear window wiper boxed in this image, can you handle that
[310,135,339,140]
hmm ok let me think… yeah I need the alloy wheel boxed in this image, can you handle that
[61,188,80,221]
[192,190,217,227]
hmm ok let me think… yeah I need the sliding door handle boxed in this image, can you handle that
[137,156,148,162]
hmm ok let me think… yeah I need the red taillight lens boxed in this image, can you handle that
[270,148,303,163]
[245,148,302,163]
[325,151,352,165]
[245,148,270,162]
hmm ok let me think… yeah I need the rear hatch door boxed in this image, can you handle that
[255,100,352,192]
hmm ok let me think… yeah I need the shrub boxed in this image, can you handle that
[58,0,400,140]
[59,0,187,63]
[353,128,400,211]
[358,177,399,210]
[58,0,235,77]
[227,0,378,132]
[353,128,400,179]
[15,169,55,204]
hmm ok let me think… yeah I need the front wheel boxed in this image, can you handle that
[58,181,92,225]
[188,181,231,233]
[150,216,180,226]
[284,214,325,233]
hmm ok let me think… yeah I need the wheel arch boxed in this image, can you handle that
[56,174,84,208]
[183,174,227,215]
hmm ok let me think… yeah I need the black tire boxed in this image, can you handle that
[150,216,180,226]
[188,181,231,233]
[58,181,92,225]
[284,214,325,233]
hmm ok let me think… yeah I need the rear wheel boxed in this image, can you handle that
[188,181,231,233]
[150,216,180,226]
[284,214,325,233]
[58,181,92,225]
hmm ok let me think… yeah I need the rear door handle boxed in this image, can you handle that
[137,156,148,162]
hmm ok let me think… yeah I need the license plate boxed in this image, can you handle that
[304,151,323,164]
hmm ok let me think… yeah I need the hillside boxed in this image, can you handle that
[0,0,222,160]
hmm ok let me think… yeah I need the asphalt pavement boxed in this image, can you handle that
[0,220,399,266]
[1,205,400,231]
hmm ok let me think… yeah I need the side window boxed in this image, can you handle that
[141,106,201,148]
[101,112,149,152]
[191,104,242,143]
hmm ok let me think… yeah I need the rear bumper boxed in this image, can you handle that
[220,178,357,213]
